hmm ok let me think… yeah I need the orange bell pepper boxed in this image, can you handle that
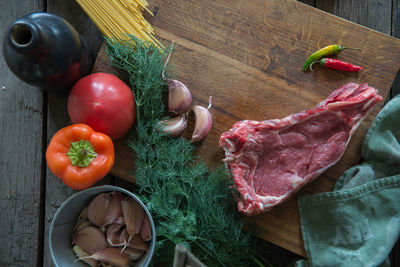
[46,123,115,190]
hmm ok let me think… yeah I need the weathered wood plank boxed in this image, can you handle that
[297,0,316,7]
[0,0,45,266]
[316,0,392,35]
[394,0,400,38]
[43,0,104,266]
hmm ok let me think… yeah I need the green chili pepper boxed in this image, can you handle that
[302,44,361,72]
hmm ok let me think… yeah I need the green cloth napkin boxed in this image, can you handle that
[296,95,400,267]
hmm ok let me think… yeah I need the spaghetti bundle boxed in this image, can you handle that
[75,0,162,47]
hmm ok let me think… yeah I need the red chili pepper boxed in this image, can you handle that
[302,44,361,71]
[310,58,364,72]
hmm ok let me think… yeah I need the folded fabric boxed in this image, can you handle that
[296,95,400,267]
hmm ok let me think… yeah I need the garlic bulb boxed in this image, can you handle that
[158,114,188,137]
[168,79,192,114]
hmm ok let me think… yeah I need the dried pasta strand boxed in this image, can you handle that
[75,0,163,48]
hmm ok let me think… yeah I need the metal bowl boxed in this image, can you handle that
[49,185,156,267]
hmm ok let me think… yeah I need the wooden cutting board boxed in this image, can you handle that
[92,0,400,257]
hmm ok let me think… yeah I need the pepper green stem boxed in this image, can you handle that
[336,46,362,53]
[309,59,322,71]
[66,139,97,167]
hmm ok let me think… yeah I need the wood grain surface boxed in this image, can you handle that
[394,1,400,38]
[94,0,400,257]
[0,1,44,266]
[43,1,107,267]
[317,0,393,34]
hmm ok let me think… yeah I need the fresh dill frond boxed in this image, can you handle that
[106,36,266,267]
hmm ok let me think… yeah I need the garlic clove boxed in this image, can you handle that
[158,114,188,137]
[121,197,144,237]
[104,192,123,226]
[191,102,213,143]
[79,207,88,220]
[140,215,152,241]
[127,233,149,251]
[168,79,192,114]
[74,206,91,231]
[77,248,129,267]
[119,228,148,252]
[113,216,125,226]
[73,226,107,255]
[119,228,128,245]
[106,224,124,247]
[124,247,145,261]
[74,219,93,232]
[87,192,111,228]
[73,245,99,267]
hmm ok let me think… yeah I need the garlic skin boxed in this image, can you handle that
[158,114,188,137]
[119,228,128,245]
[74,219,92,232]
[113,216,124,225]
[121,197,144,236]
[127,234,149,251]
[73,226,107,255]
[119,228,148,251]
[81,248,129,267]
[106,224,123,247]
[87,193,111,228]
[124,247,145,261]
[79,207,88,220]
[168,79,192,114]
[191,104,213,143]
[104,192,123,226]
[72,245,99,267]
[140,215,152,241]
[87,191,123,230]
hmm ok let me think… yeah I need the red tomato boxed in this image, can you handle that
[68,73,136,140]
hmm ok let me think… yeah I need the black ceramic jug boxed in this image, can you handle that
[3,12,93,90]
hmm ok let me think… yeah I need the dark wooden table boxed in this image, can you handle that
[0,1,399,266]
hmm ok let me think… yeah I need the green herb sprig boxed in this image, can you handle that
[106,36,270,267]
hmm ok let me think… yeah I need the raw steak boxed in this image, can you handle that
[219,83,382,216]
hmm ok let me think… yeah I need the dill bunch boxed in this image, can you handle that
[105,36,267,266]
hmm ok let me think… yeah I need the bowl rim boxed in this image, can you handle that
[49,185,156,267]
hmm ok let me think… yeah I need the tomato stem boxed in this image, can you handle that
[66,139,97,167]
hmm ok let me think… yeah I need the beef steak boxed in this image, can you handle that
[219,83,382,216]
